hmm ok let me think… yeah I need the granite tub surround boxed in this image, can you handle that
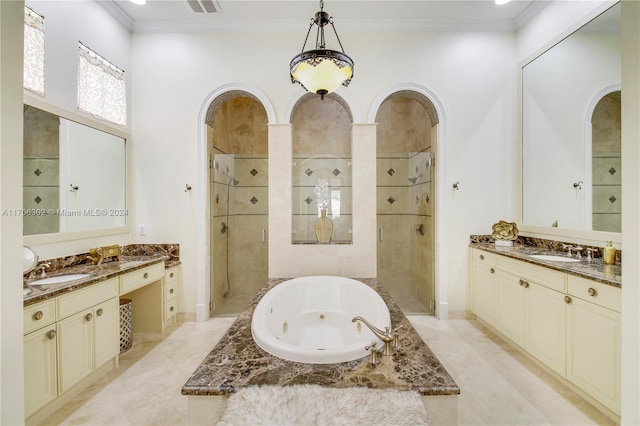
[469,235,621,287]
[182,278,459,398]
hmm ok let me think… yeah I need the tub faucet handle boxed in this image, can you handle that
[365,342,381,365]
[392,325,403,349]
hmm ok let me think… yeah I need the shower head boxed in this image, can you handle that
[221,170,240,186]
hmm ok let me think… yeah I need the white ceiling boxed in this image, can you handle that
[99,0,547,33]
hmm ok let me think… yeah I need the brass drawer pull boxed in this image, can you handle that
[490,268,495,274]
[47,330,56,339]
[85,313,93,321]
[588,287,597,297]
[564,296,572,304]
[479,254,484,260]
[170,288,174,294]
[33,311,44,321]
[97,308,104,316]
[169,306,174,312]
[521,281,529,288]
[144,272,149,279]
[170,272,175,278]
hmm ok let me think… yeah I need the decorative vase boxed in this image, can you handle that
[314,209,334,243]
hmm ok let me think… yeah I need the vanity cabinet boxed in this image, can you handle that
[469,250,496,326]
[24,259,177,422]
[469,247,621,418]
[566,276,621,414]
[57,297,119,393]
[494,256,567,376]
[24,279,119,421]
[23,300,58,418]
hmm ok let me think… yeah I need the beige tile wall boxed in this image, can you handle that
[23,105,60,235]
[592,91,621,232]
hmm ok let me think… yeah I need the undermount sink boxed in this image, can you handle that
[529,254,581,263]
[30,273,91,285]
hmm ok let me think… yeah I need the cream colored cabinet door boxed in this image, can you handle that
[57,308,93,394]
[24,326,58,418]
[470,252,496,326]
[93,298,119,369]
[566,296,621,415]
[525,282,566,376]
[495,269,526,347]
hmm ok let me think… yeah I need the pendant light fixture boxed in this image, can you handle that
[290,0,354,100]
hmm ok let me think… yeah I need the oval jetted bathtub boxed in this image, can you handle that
[251,276,391,364]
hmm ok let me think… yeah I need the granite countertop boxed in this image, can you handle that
[23,255,170,306]
[181,278,460,397]
[470,242,621,288]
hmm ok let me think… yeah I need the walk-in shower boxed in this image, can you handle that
[207,95,268,317]
[376,93,437,314]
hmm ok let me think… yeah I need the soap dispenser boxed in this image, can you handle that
[603,241,616,265]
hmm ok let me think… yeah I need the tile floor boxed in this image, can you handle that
[42,316,614,425]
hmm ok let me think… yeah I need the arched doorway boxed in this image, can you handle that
[205,92,269,316]
[375,90,439,314]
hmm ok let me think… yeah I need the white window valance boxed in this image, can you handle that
[77,43,127,127]
[24,6,45,96]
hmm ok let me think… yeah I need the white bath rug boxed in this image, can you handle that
[217,384,430,426]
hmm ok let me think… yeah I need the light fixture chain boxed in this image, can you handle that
[330,19,346,53]
[300,20,314,53]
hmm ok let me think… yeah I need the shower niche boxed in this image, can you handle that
[291,94,353,244]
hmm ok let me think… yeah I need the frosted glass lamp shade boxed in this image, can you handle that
[290,50,354,98]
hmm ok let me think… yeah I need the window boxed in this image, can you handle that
[77,43,126,127]
[24,6,45,96]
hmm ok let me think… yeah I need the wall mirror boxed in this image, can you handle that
[23,100,128,243]
[521,2,621,239]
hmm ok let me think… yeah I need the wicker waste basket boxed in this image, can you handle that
[119,298,133,353]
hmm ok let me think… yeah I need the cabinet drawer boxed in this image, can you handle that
[164,299,178,321]
[24,299,56,335]
[497,256,566,293]
[165,267,178,283]
[568,275,621,313]
[120,262,165,294]
[471,248,495,265]
[57,278,119,319]
[165,279,178,301]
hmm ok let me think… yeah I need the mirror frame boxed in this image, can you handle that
[23,92,132,245]
[516,1,622,246]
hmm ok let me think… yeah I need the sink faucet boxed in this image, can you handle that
[352,316,395,356]
[561,244,583,259]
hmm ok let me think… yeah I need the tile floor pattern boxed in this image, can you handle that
[43,316,614,425]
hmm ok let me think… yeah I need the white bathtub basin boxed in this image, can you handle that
[251,276,391,364]
[529,254,580,263]
[30,273,91,285]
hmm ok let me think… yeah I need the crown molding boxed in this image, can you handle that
[131,17,518,34]
[513,0,550,30]
[97,0,134,32]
